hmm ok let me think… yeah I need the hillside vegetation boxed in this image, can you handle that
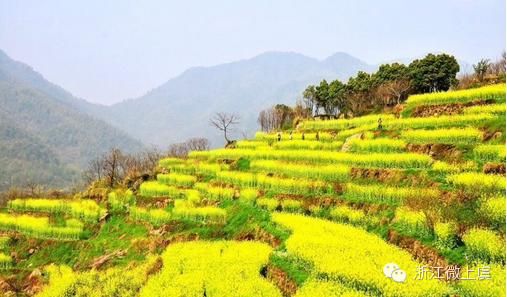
[0,84,505,296]
[0,51,145,190]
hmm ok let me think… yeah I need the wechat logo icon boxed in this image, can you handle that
[383,263,406,283]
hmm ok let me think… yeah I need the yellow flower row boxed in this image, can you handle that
[139,241,282,297]
[346,138,405,153]
[294,277,370,297]
[299,114,395,130]
[473,144,507,163]
[107,189,135,210]
[194,182,235,201]
[401,128,483,145]
[157,172,197,187]
[250,159,350,182]
[8,198,106,222]
[190,149,432,169]
[463,103,506,115]
[271,213,449,297]
[446,172,506,193]
[344,183,439,205]
[129,206,171,226]
[216,171,329,194]
[462,228,506,264]
[394,207,431,237]
[0,213,83,240]
[406,83,506,106]
[36,255,160,297]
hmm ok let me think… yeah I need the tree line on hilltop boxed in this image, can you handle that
[257,52,506,132]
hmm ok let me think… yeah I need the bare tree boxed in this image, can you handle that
[167,142,190,158]
[103,148,122,188]
[25,180,44,198]
[141,144,164,172]
[82,156,106,185]
[257,110,268,132]
[208,112,241,143]
[167,138,211,158]
[456,64,475,89]
[384,78,411,105]
[489,50,506,75]
[257,106,278,132]
[186,138,210,151]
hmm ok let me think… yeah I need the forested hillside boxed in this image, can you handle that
[0,52,145,190]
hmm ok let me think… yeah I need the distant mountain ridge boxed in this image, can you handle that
[100,51,379,147]
[0,49,470,189]
[99,51,469,148]
[0,50,145,189]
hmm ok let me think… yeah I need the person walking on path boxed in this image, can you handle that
[277,131,281,141]
[315,131,319,141]
[301,132,305,140]
[289,131,293,140]
[377,117,382,130]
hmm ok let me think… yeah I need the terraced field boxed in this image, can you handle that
[0,84,505,296]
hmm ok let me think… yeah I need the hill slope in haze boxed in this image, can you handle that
[0,51,145,190]
[100,51,471,148]
[102,51,376,147]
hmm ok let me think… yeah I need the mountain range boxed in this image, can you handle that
[91,51,469,148]
[0,50,144,190]
[0,49,469,189]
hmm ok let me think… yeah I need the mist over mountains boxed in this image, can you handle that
[0,50,144,189]
[99,51,469,148]
[0,49,469,188]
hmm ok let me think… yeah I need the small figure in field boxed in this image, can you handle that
[377,117,382,130]
[289,131,293,140]
[277,131,281,141]
[315,131,319,141]
[301,132,305,140]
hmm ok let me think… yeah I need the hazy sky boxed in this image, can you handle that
[0,0,505,105]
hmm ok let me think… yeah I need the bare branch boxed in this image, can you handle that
[208,112,241,143]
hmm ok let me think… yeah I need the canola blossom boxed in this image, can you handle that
[271,213,449,297]
[406,84,506,106]
[0,213,83,240]
[157,172,197,187]
[385,114,494,130]
[462,228,506,264]
[433,221,457,249]
[8,198,106,222]
[299,114,395,130]
[107,189,136,211]
[330,205,365,225]
[139,241,282,297]
[480,195,506,227]
[394,207,431,237]
[190,149,432,169]
[129,206,171,226]
[194,182,235,201]
[463,103,506,115]
[344,183,439,205]
[36,256,160,297]
[400,128,483,144]
[473,144,507,163]
[346,138,406,153]
[446,172,506,193]
[294,277,371,297]
[0,252,12,269]
[251,159,350,182]
[458,264,506,297]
